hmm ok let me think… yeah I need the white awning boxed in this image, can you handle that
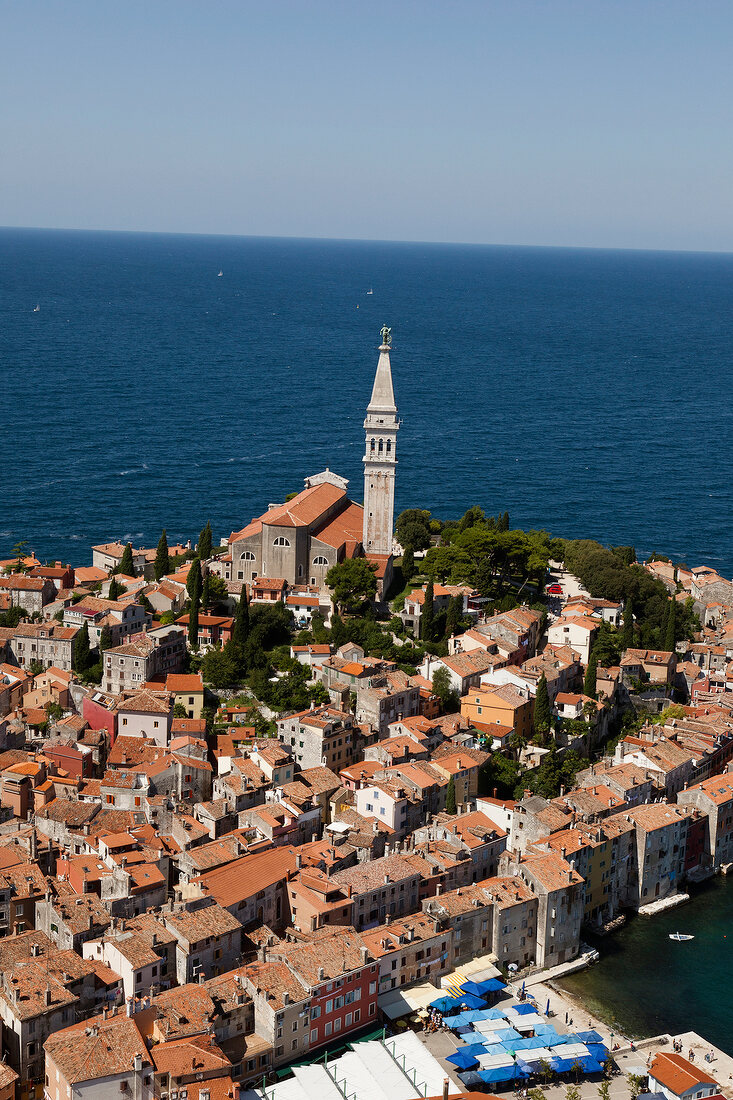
[378,981,440,1019]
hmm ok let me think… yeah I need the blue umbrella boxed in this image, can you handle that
[461,978,506,996]
[513,1002,539,1016]
[446,1051,480,1070]
[575,1030,604,1044]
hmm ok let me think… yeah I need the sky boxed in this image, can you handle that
[2,0,733,251]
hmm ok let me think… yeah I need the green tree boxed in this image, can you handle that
[186,558,202,602]
[107,576,124,601]
[201,568,211,611]
[598,1079,611,1100]
[233,586,250,649]
[198,521,213,560]
[401,546,416,583]
[432,665,460,713]
[537,1060,555,1086]
[534,673,551,737]
[201,643,239,687]
[73,622,91,672]
[665,599,677,652]
[622,601,634,650]
[326,558,377,614]
[498,511,510,531]
[445,775,457,814]
[173,703,188,718]
[12,540,29,571]
[445,595,462,639]
[584,650,598,699]
[118,543,136,578]
[395,509,432,552]
[565,1085,581,1100]
[628,1075,646,1100]
[154,529,170,581]
[188,596,199,649]
[421,577,435,641]
[99,624,113,655]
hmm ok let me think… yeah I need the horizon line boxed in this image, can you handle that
[2,223,733,259]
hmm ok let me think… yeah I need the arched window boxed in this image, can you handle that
[240,551,255,561]
[386,439,392,454]
[370,438,375,452]
[313,555,329,566]
[273,537,291,547]
[378,439,384,453]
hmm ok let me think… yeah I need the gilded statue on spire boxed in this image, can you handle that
[380,325,392,347]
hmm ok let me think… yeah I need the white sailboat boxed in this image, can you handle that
[217,270,223,277]
[33,304,40,312]
[669,932,694,941]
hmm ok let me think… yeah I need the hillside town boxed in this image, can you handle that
[2,332,733,1099]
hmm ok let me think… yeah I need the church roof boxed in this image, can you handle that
[313,501,364,554]
[229,482,347,542]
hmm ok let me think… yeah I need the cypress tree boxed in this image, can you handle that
[99,624,113,654]
[665,599,677,653]
[198,521,213,561]
[188,595,199,649]
[154,529,170,581]
[534,673,551,736]
[445,775,457,815]
[445,594,462,639]
[421,577,435,642]
[201,568,211,611]
[186,558,202,602]
[498,511,510,532]
[74,622,91,672]
[584,651,598,699]
[402,546,415,583]
[107,576,123,601]
[233,586,250,649]
[118,543,135,578]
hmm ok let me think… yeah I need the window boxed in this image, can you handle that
[345,1012,353,1027]
[310,1029,318,1043]
[334,1018,342,1032]
[292,1039,298,1050]
[292,1020,298,1032]
[326,999,333,1014]
[313,556,329,566]
[354,1009,361,1023]
[324,1022,332,1037]
[273,537,291,547]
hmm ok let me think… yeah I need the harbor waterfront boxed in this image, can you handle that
[559,875,733,1056]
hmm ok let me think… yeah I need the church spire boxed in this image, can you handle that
[363,327,399,557]
[368,326,396,413]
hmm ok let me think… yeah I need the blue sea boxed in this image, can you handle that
[2,227,733,570]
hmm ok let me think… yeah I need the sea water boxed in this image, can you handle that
[2,227,733,568]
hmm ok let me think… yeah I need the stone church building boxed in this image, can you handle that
[225,329,399,595]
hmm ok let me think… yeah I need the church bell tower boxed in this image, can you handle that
[363,326,399,556]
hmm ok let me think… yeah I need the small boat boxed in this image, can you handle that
[669,933,694,941]
[33,304,40,312]
[366,288,373,294]
[217,270,223,277]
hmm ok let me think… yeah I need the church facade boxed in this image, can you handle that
[226,331,399,593]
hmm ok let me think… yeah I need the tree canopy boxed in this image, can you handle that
[395,509,433,552]
[326,558,378,613]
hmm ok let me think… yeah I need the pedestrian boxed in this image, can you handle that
[565,1012,569,1024]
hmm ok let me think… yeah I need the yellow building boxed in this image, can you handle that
[461,683,533,741]
[165,672,204,720]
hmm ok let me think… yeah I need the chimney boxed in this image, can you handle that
[283,992,290,1005]
[45,985,52,1006]
[318,967,325,980]
[296,853,302,869]
[360,946,369,963]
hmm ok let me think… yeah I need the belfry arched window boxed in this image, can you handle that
[313,555,329,566]
[378,439,384,453]
[273,537,291,547]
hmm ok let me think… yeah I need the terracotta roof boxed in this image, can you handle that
[650,1052,716,1093]
[44,1015,151,1083]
